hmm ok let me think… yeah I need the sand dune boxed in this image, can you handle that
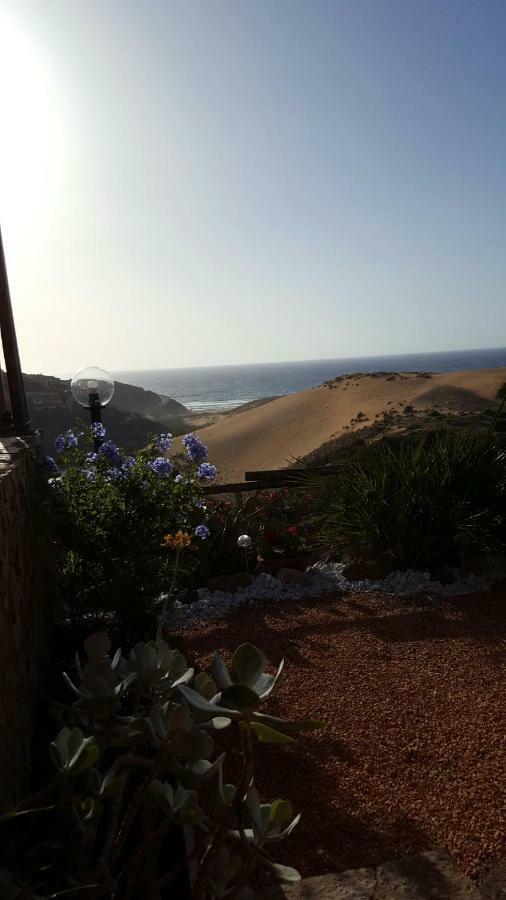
[172,368,506,482]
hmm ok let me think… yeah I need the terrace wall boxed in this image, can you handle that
[0,435,53,811]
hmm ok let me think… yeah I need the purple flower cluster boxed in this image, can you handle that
[106,467,125,482]
[183,433,208,463]
[147,456,172,476]
[194,524,210,540]
[97,440,122,467]
[54,430,81,453]
[198,463,217,481]
[91,422,106,439]
[155,433,172,452]
[123,456,136,470]
[45,456,59,474]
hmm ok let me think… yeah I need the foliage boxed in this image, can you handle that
[0,632,319,898]
[197,490,313,580]
[45,427,214,634]
[251,489,312,560]
[304,429,506,571]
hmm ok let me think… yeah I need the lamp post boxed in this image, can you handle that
[71,366,115,449]
[237,533,253,573]
[0,227,30,433]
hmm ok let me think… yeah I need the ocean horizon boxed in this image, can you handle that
[113,346,506,412]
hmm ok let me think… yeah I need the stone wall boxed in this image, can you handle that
[0,435,53,811]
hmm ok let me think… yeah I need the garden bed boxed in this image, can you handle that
[176,583,506,882]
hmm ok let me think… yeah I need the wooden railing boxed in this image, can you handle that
[202,464,343,496]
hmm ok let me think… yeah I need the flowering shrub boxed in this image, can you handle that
[48,426,215,635]
[252,489,313,559]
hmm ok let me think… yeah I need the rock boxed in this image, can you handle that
[375,849,481,898]
[256,868,376,899]
[479,858,506,898]
[257,851,480,898]
[342,559,393,581]
[430,564,458,585]
[277,568,312,585]
[206,573,252,593]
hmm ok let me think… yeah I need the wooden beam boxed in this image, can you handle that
[244,465,344,481]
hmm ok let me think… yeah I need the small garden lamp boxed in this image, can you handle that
[237,533,252,573]
[71,366,115,449]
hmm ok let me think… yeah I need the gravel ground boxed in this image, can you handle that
[176,584,506,881]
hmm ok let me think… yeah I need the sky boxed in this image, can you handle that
[0,0,505,376]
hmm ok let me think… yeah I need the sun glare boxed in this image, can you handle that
[0,15,65,232]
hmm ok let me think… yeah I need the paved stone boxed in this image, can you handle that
[479,860,506,899]
[375,850,482,898]
[257,850,483,899]
[257,869,375,899]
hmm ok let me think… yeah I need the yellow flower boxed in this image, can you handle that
[162,531,193,550]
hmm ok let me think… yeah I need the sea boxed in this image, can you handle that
[113,347,506,413]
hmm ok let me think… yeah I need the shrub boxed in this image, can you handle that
[195,490,314,581]
[45,427,214,635]
[0,633,319,898]
[251,489,312,560]
[305,430,506,571]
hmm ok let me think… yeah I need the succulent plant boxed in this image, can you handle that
[2,635,321,899]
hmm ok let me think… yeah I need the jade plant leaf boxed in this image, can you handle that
[250,722,295,744]
[231,644,267,687]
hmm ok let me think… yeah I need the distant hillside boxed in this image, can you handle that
[1,372,190,452]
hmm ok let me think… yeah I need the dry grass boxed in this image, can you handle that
[176,584,506,880]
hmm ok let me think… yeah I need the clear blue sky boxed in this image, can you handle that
[0,0,505,374]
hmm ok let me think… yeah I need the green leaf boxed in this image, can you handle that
[269,799,293,830]
[251,722,295,744]
[178,685,240,719]
[193,672,218,700]
[71,742,100,776]
[231,644,267,687]
[254,712,324,734]
[270,862,301,883]
[211,651,232,690]
[220,684,260,712]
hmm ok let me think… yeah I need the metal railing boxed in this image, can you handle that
[0,227,30,434]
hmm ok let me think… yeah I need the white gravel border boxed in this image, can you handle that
[168,562,499,629]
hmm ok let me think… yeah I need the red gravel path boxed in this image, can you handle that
[176,585,506,880]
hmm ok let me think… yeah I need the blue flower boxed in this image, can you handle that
[147,456,172,476]
[194,524,210,540]
[155,433,172,452]
[106,467,124,482]
[54,430,80,453]
[84,468,96,482]
[123,456,136,469]
[45,456,58,474]
[198,463,217,481]
[66,432,79,449]
[97,440,122,467]
[183,433,208,463]
[91,422,106,439]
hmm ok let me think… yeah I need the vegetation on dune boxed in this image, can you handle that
[304,429,506,571]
